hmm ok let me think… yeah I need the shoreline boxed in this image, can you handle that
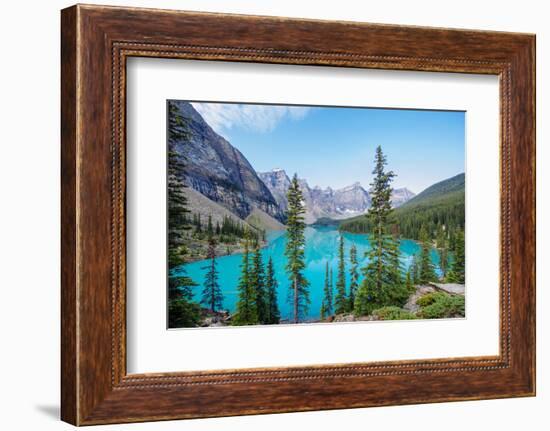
[183,228,286,264]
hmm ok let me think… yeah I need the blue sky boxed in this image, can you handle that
[192,102,465,194]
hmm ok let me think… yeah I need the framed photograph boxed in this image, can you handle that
[61,4,535,425]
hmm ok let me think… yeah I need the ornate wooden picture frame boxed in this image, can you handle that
[61,4,535,425]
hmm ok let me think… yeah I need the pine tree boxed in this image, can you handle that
[385,230,406,305]
[405,270,414,293]
[201,238,223,312]
[285,174,310,323]
[447,229,465,283]
[455,230,465,283]
[233,234,258,325]
[250,241,267,324]
[167,101,200,328]
[168,248,200,328]
[418,226,437,284]
[334,235,347,314]
[168,294,201,328]
[355,146,406,315]
[436,226,449,279]
[410,253,420,284]
[329,267,334,302]
[448,227,457,252]
[439,244,449,280]
[196,214,202,233]
[168,270,200,328]
[207,214,214,238]
[265,257,280,324]
[348,244,359,311]
[167,101,193,269]
[321,261,333,319]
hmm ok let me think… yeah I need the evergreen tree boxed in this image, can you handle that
[405,270,414,293]
[355,146,406,315]
[334,235,347,314]
[439,244,449,280]
[250,241,267,324]
[448,227,457,252]
[321,261,333,319]
[418,226,437,284]
[168,273,197,301]
[168,270,200,329]
[233,234,258,325]
[436,226,449,279]
[168,296,201,328]
[385,230,406,305]
[348,243,359,311]
[168,263,200,328]
[196,214,202,233]
[447,229,465,283]
[265,257,280,324]
[207,214,214,238]
[329,267,334,302]
[410,253,420,285]
[284,173,310,323]
[167,101,201,327]
[167,102,193,269]
[201,238,223,312]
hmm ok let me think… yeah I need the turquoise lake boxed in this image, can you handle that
[176,226,442,321]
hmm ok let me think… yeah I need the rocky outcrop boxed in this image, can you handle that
[257,169,291,213]
[200,309,231,327]
[403,283,465,314]
[170,101,284,222]
[403,285,437,313]
[429,283,465,295]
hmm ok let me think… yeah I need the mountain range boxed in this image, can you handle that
[171,102,419,228]
[259,169,415,224]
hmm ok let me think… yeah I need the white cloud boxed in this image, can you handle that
[191,102,311,133]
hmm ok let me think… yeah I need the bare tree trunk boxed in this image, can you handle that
[294,275,298,324]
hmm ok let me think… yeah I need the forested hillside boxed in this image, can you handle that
[340,173,465,241]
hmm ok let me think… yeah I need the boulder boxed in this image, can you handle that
[429,283,465,295]
[200,309,231,327]
[403,285,437,313]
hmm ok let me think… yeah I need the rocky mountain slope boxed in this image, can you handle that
[258,169,415,224]
[181,187,260,261]
[246,207,286,231]
[170,101,284,222]
[391,187,416,207]
[257,169,291,213]
[397,173,464,210]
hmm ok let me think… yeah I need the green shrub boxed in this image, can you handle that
[417,293,465,319]
[168,299,201,328]
[372,306,417,321]
[416,292,448,307]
